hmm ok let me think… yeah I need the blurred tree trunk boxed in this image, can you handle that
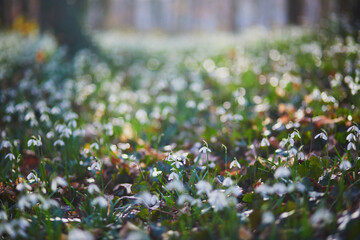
[39,0,91,55]
[287,0,302,24]
[102,0,110,28]
[338,0,360,29]
[20,0,29,18]
[230,0,238,32]
[87,0,109,29]
[0,0,8,27]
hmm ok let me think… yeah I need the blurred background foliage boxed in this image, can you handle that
[0,0,360,54]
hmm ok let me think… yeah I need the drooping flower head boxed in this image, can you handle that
[274,167,291,179]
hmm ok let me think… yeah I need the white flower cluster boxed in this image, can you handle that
[255,181,306,199]
[277,130,304,160]
[165,152,188,169]
[18,193,59,211]
[0,214,30,239]
[177,179,243,212]
[346,125,359,151]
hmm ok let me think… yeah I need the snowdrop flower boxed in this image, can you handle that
[18,196,31,211]
[308,191,325,201]
[136,192,160,210]
[0,211,7,220]
[88,184,101,194]
[290,130,301,139]
[60,127,72,138]
[55,124,66,133]
[24,111,35,122]
[110,144,117,152]
[46,131,54,139]
[104,123,113,136]
[0,140,13,149]
[288,137,295,147]
[50,106,61,115]
[195,180,213,195]
[118,143,131,150]
[5,153,15,161]
[68,228,94,240]
[177,194,194,205]
[347,125,360,135]
[165,153,175,162]
[165,180,186,192]
[225,186,243,197]
[18,193,41,211]
[64,112,78,122]
[171,158,183,168]
[255,184,274,198]
[36,136,43,146]
[262,211,275,224]
[274,167,291,179]
[199,146,211,154]
[297,152,305,161]
[347,142,356,151]
[92,196,108,208]
[90,162,101,171]
[279,138,288,148]
[27,172,39,182]
[152,167,162,177]
[40,113,50,123]
[310,208,333,227]
[191,199,202,207]
[68,120,77,129]
[229,159,241,169]
[13,139,20,147]
[5,104,15,114]
[16,182,32,192]
[167,153,184,168]
[222,177,234,187]
[288,148,298,157]
[339,160,352,171]
[27,139,36,147]
[260,138,270,147]
[90,142,99,151]
[53,139,65,147]
[15,102,30,113]
[1,223,16,238]
[125,232,148,240]
[41,199,59,210]
[272,183,287,196]
[346,133,357,142]
[208,190,228,212]
[51,177,67,191]
[295,182,307,193]
[14,221,28,237]
[27,136,42,147]
[118,183,132,194]
[168,172,179,181]
[314,132,327,141]
[73,129,85,137]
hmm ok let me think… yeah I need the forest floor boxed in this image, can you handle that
[1,27,360,239]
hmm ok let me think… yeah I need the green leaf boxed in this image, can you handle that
[242,193,253,203]
[40,161,47,186]
[309,156,323,181]
[298,162,310,177]
[249,209,261,228]
[298,157,323,181]
[62,197,76,211]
